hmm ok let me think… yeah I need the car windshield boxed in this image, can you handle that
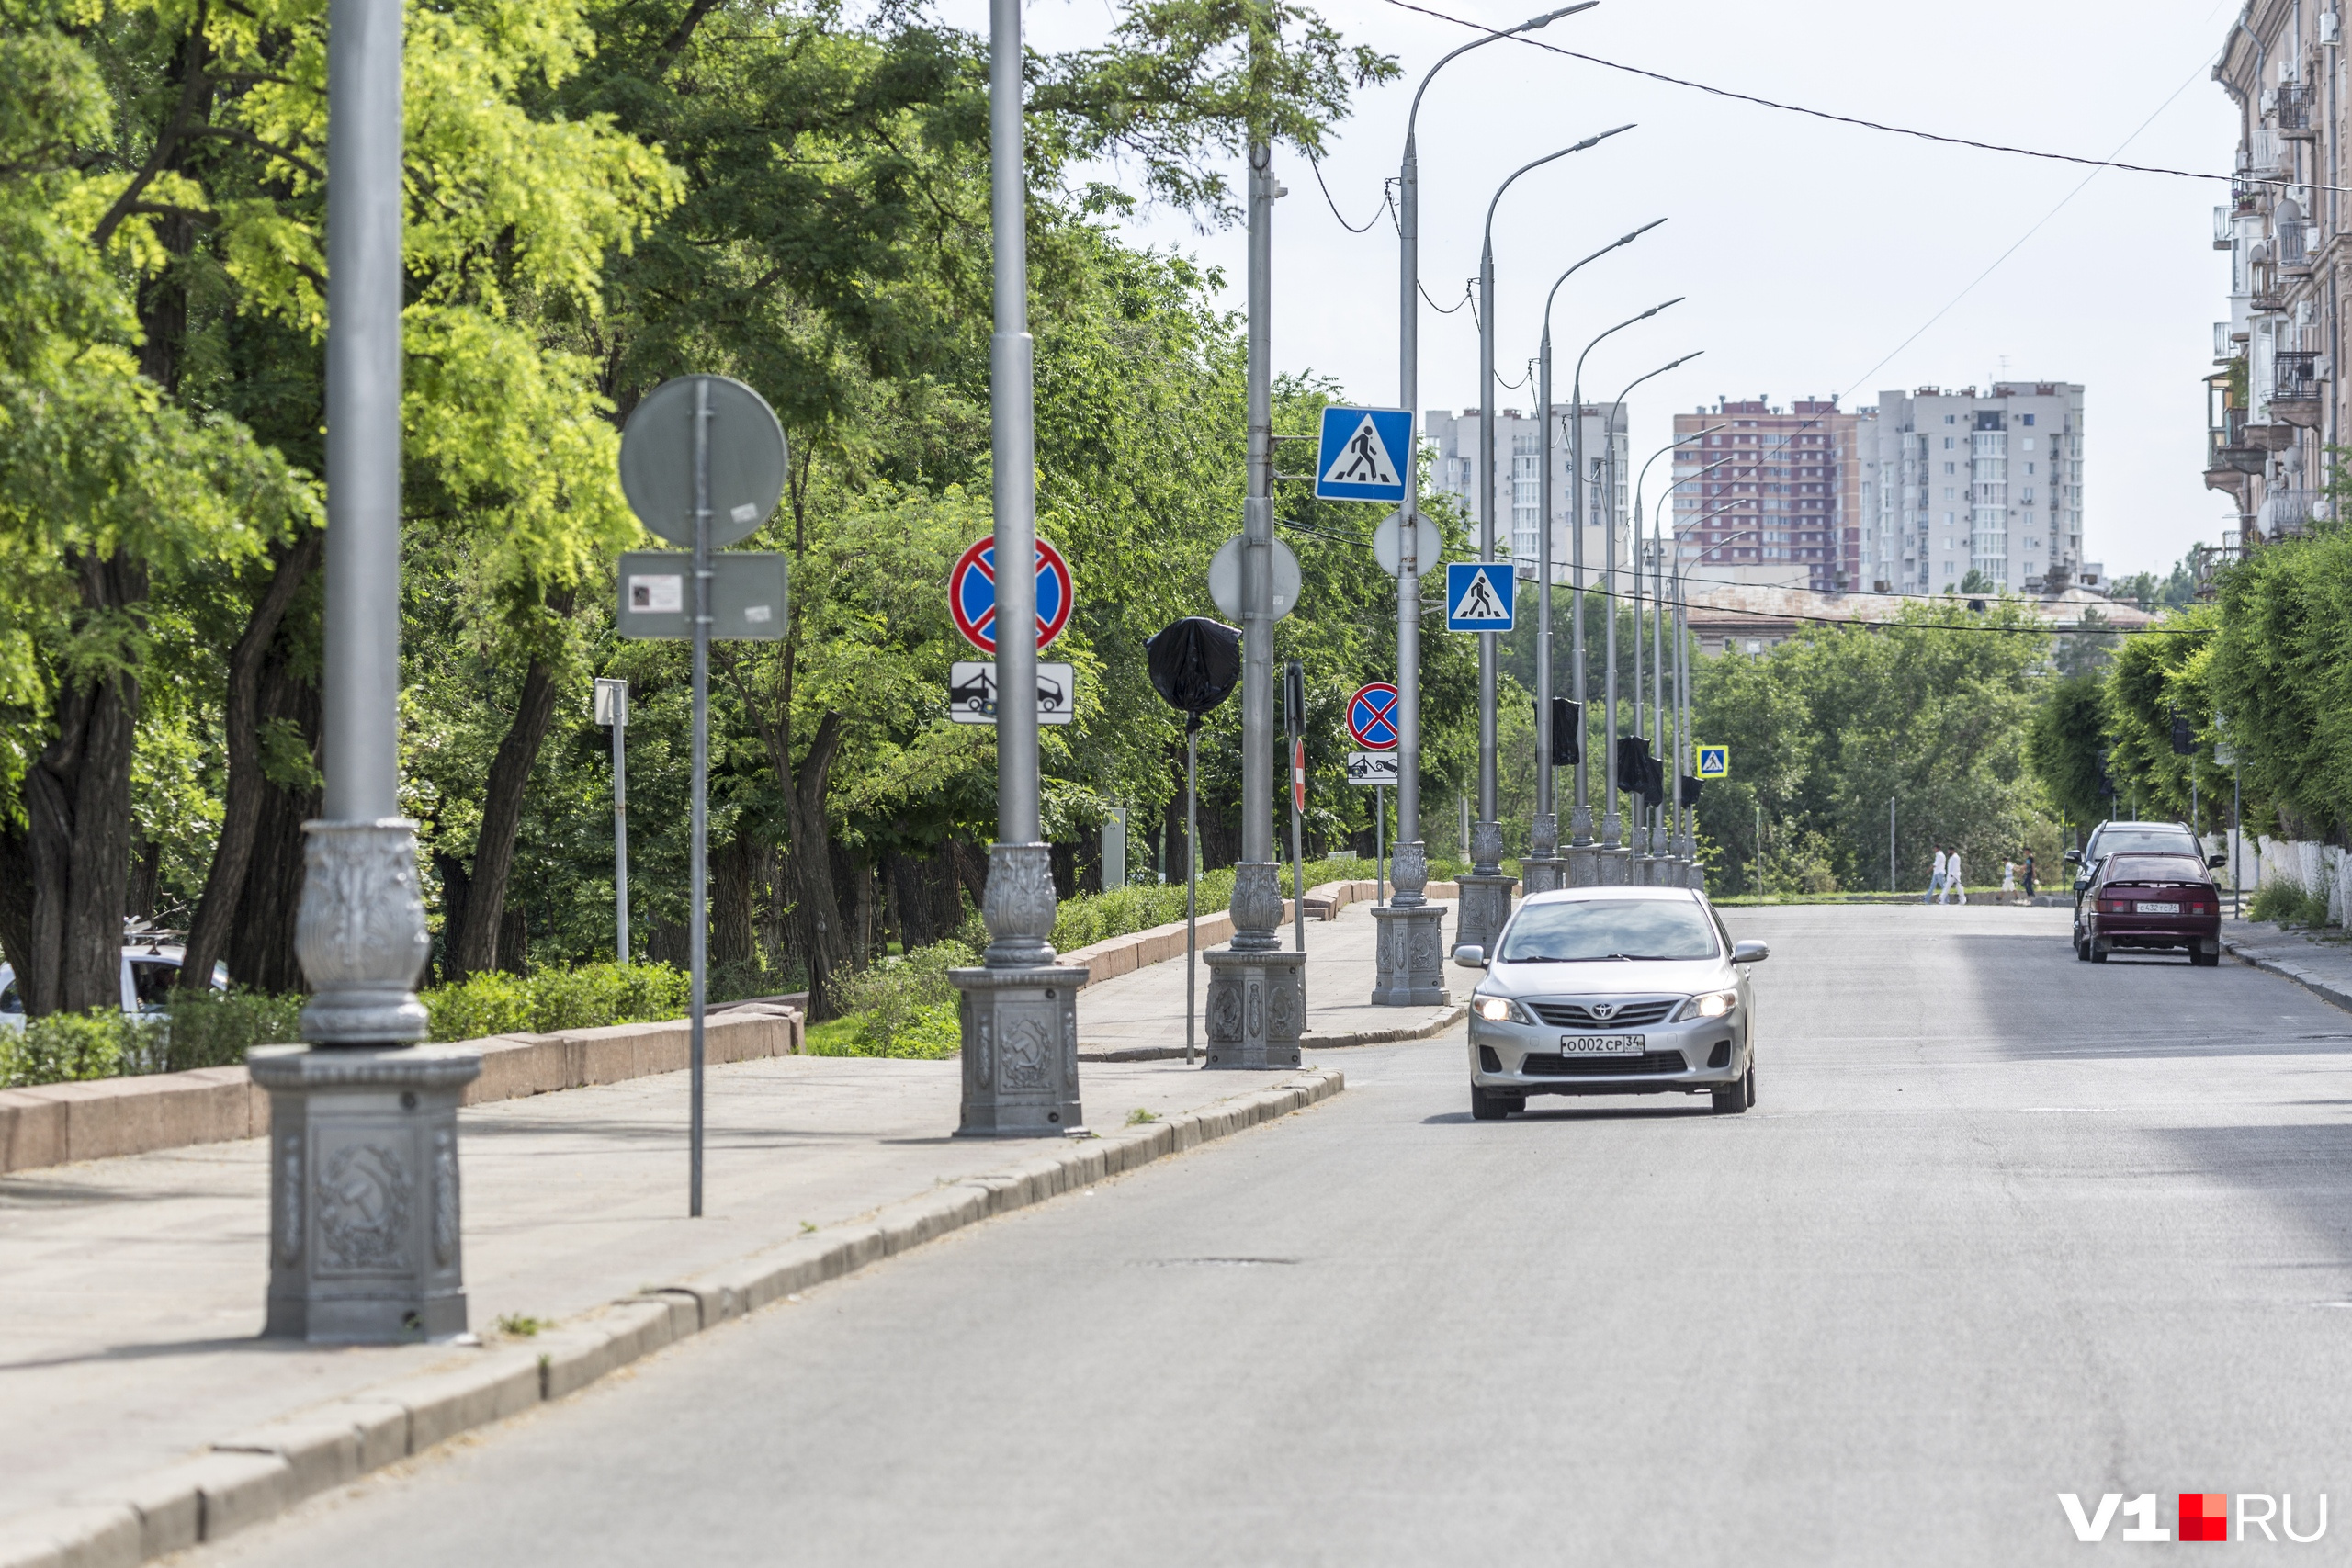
[2094,828,2195,858]
[1497,899,1722,962]
[2105,853,2206,885]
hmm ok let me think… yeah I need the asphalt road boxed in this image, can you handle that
[200,905,2352,1565]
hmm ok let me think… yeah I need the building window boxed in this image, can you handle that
[2022,413,2036,425]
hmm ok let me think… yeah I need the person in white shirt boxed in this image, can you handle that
[1923,847,1947,904]
[1943,850,1965,905]
[2001,859,2017,897]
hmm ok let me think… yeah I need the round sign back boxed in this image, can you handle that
[618,375,787,548]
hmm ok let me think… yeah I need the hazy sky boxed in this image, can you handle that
[939,0,2246,579]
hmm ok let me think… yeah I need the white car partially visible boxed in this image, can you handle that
[0,942,230,1032]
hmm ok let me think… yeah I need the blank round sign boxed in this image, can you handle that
[618,375,787,548]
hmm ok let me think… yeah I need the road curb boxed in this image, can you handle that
[1080,1003,1464,1062]
[0,1067,1345,1568]
[2218,934,2352,1014]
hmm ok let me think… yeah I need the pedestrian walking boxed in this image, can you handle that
[1923,846,1947,904]
[1943,850,1966,906]
[2001,858,2017,897]
[2022,852,2037,900]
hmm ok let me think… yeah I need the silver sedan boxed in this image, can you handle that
[1456,886,1768,1121]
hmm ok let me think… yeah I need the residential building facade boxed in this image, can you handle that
[2209,2,2343,568]
[1422,406,1632,583]
[1852,383,2087,595]
[1668,399,1862,592]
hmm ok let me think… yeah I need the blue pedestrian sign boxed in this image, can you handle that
[1314,406,1413,502]
[1445,561,1516,632]
[1696,745,1729,779]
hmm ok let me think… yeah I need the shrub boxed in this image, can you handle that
[423,962,691,1042]
[831,941,976,1052]
[2249,878,2331,927]
[151,989,305,1072]
[1,1010,149,1089]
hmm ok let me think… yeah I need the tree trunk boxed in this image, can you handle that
[712,832,756,969]
[21,553,147,1015]
[227,642,322,993]
[784,711,854,1011]
[444,592,574,980]
[177,529,322,990]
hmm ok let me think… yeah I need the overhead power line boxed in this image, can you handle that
[1379,0,2333,193]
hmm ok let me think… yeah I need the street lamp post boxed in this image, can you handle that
[594,676,629,961]
[1460,127,1633,960]
[1591,339,1688,886]
[1566,299,1679,886]
[1204,117,1307,1068]
[951,0,1086,1131]
[1376,0,1593,1006]
[1628,424,1720,883]
[1669,513,1765,886]
[1521,222,1663,898]
[257,0,482,1342]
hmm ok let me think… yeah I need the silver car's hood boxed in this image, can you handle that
[1479,956,1732,999]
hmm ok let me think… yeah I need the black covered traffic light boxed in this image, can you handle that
[1679,773,1703,807]
[1549,697,1579,765]
[2169,710,2196,756]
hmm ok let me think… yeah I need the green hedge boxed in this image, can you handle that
[1046,855,1464,952]
[423,962,691,1042]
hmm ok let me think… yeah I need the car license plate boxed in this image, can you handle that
[2137,901,2181,914]
[1560,1034,1644,1055]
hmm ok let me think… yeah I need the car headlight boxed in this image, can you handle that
[1674,989,1737,1021]
[1474,994,1526,1023]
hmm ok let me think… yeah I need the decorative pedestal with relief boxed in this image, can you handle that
[1453,821,1516,959]
[954,844,1086,1135]
[1204,863,1306,1069]
[1370,843,1448,1007]
[1519,814,1567,897]
[254,1043,481,1341]
[1597,844,1633,886]
[260,818,480,1343]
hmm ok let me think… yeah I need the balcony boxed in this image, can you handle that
[2279,84,2319,140]
[2206,403,2266,490]
[2259,487,2326,538]
[2214,206,2235,250]
[2243,129,2292,182]
[2273,349,2325,427]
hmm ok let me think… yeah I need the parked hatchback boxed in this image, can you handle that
[2075,852,2222,965]
[1457,886,1767,1120]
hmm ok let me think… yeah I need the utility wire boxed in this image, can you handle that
[1381,0,2329,193]
[1307,156,1388,233]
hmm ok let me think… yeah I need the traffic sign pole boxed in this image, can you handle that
[688,378,710,1217]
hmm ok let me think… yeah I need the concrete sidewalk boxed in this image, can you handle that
[2221,918,2352,1013]
[1080,894,1461,1059]
[0,903,1469,1565]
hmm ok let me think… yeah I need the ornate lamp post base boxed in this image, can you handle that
[1204,863,1304,1068]
[1455,820,1514,956]
[1565,843,1599,887]
[254,1043,481,1342]
[1368,903,1449,1006]
[1597,845,1633,886]
[955,843,1085,1134]
[950,964,1086,1134]
[1520,815,1566,896]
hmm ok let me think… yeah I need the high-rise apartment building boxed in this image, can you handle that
[1669,399,1861,592]
[1852,383,2086,594]
[1422,406,1631,582]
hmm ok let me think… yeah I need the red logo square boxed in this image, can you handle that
[2180,1493,2229,1541]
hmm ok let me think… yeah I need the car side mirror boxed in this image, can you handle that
[2207,852,2228,869]
[1730,940,1770,964]
[1453,945,1487,969]
[2063,851,2082,866]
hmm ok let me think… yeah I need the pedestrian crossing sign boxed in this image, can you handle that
[1314,406,1413,502]
[1696,745,1729,779]
[1444,561,1516,632]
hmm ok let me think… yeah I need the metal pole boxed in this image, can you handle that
[689,378,710,1218]
[953,0,1081,1132]
[1376,786,1386,905]
[1630,483,1645,874]
[2233,753,2244,917]
[1889,796,1896,894]
[1649,486,1665,867]
[1602,407,1622,864]
[1186,725,1199,1065]
[1288,660,1306,955]
[614,705,628,964]
[1242,137,1274,879]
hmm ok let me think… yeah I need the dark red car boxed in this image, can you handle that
[2075,852,2222,966]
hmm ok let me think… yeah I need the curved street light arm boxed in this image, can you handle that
[1543,219,1668,343]
[1572,298,1685,407]
[1407,2,1598,140]
[1483,126,1635,250]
